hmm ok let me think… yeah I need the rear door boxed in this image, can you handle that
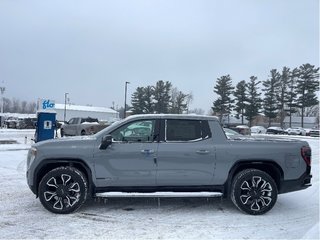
[156,119,215,186]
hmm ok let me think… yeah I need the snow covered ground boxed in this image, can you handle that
[0,130,319,239]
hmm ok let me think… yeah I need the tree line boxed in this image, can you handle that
[131,80,193,114]
[1,98,37,114]
[212,63,319,127]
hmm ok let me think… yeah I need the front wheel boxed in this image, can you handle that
[38,167,88,214]
[231,169,277,215]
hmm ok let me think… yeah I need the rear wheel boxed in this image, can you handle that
[231,169,277,215]
[81,130,86,135]
[38,167,88,214]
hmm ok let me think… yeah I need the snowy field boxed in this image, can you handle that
[0,129,319,239]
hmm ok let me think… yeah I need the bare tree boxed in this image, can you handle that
[21,101,28,113]
[189,108,205,115]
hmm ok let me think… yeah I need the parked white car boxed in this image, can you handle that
[309,127,320,137]
[286,127,307,136]
[251,126,267,134]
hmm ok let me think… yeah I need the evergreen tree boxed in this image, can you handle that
[143,86,154,113]
[212,75,234,122]
[263,69,281,127]
[234,80,247,124]
[153,80,172,113]
[286,68,299,127]
[277,67,290,128]
[244,76,262,127]
[131,87,147,114]
[295,63,320,127]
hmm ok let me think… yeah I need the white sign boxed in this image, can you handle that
[43,120,52,129]
[39,99,55,110]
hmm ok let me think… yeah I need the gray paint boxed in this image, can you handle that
[27,114,310,192]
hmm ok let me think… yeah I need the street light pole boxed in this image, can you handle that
[0,86,5,128]
[64,93,69,123]
[0,86,5,114]
[124,81,130,118]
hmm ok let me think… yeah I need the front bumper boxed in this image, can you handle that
[26,170,37,195]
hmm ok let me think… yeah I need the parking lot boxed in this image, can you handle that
[0,129,319,239]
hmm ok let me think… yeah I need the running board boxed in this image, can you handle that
[95,192,223,198]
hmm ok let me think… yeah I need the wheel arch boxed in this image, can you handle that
[33,158,95,198]
[223,160,284,197]
[81,129,87,135]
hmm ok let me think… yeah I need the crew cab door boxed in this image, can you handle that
[93,119,159,187]
[64,118,79,136]
[156,119,215,186]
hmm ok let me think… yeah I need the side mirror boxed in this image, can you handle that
[99,134,113,150]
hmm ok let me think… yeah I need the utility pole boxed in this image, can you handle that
[0,86,5,128]
[124,81,130,118]
[64,93,69,123]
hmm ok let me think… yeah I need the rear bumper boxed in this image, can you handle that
[279,172,312,194]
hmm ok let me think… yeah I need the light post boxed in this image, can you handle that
[0,86,5,128]
[124,81,130,118]
[64,93,69,123]
[0,86,5,113]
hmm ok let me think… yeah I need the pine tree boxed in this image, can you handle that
[143,86,154,113]
[286,68,299,127]
[244,76,262,127]
[295,63,320,127]
[277,67,290,128]
[153,80,172,113]
[234,80,247,124]
[212,75,234,122]
[263,69,281,127]
[131,87,146,114]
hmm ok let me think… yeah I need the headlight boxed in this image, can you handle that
[27,147,37,167]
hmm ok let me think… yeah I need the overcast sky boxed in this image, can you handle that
[0,0,318,112]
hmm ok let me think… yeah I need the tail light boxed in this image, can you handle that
[301,146,311,166]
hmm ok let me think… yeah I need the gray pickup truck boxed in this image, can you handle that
[60,117,108,136]
[26,114,312,215]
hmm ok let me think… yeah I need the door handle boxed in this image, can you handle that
[141,149,155,154]
[196,150,210,154]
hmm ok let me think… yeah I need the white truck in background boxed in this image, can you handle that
[60,117,109,136]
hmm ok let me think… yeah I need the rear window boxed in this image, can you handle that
[81,118,98,123]
[166,119,211,141]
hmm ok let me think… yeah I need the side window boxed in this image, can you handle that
[201,120,212,139]
[68,118,75,124]
[166,120,202,141]
[111,120,156,142]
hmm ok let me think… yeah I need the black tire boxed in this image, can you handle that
[60,128,64,137]
[231,169,277,215]
[38,167,88,214]
[81,130,86,135]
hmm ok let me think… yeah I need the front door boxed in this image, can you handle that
[93,119,159,187]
